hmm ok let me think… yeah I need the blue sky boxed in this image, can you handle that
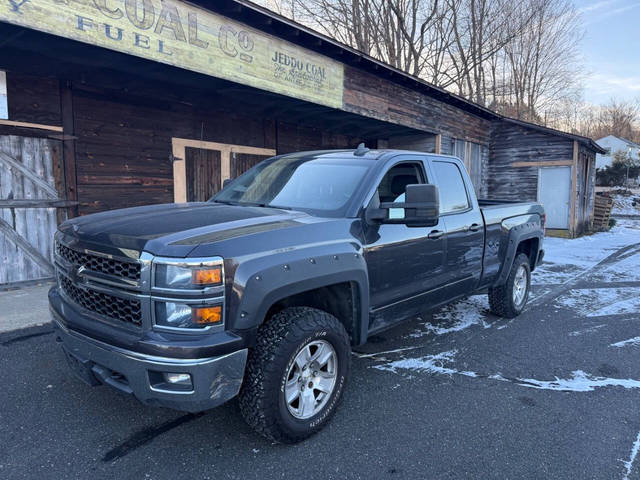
[579,0,640,104]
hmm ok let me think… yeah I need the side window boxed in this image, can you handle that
[432,161,469,214]
[375,162,425,220]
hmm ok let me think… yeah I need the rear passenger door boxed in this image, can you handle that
[430,159,484,294]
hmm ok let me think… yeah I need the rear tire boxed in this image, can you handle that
[488,253,531,318]
[238,307,351,444]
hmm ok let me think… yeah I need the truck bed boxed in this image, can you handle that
[478,199,544,288]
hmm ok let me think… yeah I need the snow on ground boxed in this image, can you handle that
[513,370,640,392]
[611,337,640,348]
[623,431,640,480]
[612,194,640,216]
[555,288,640,317]
[532,219,640,285]
[568,324,607,337]
[407,296,490,338]
[372,350,477,377]
[370,350,640,392]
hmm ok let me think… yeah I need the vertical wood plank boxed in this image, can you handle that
[570,140,578,237]
[60,80,78,218]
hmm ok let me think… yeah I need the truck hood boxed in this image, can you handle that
[59,202,310,257]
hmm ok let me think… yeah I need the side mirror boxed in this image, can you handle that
[403,184,439,227]
[222,178,232,188]
[368,184,439,228]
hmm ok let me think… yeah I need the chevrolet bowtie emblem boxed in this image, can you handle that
[70,265,86,283]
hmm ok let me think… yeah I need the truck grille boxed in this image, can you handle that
[58,274,142,326]
[56,242,141,282]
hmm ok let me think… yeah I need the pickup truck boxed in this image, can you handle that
[49,146,545,443]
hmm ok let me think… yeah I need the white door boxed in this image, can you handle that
[538,167,571,229]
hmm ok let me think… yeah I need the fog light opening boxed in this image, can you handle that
[164,372,192,386]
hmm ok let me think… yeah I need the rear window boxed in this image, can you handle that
[432,161,469,214]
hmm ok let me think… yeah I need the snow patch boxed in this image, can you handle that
[612,194,640,216]
[611,337,640,348]
[514,370,640,392]
[373,350,478,378]
[532,221,640,286]
[568,324,606,336]
[555,288,640,317]
[623,431,640,480]
[371,351,640,393]
[408,296,490,338]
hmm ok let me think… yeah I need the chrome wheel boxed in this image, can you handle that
[513,264,528,307]
[285,340,337,420]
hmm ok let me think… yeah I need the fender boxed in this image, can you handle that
[228,243,370,345]
[494,217,543,286]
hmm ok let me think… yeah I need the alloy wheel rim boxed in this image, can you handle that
[513,265,528,307]
[285,340,338,420]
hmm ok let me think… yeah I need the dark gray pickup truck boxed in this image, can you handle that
[50,146,545,443]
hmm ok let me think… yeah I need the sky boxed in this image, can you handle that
[579,0,640,104]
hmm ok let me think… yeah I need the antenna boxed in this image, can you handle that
[354,143,370,156]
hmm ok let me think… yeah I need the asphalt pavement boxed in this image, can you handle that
[2,240,640,479]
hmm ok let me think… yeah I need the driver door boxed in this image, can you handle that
[363,158,448,327]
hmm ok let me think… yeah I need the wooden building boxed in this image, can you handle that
[0,0,603,285]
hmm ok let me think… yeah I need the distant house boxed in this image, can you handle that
[595,135,640,169]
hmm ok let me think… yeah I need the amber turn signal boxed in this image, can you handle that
[192,306,222,325]
[191,267,222,285]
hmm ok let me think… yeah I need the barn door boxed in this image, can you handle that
[230,152,272,178]
[172,138,276,203]
[0,136,64,284]
[185,148,222,202]
[538,166,571,229]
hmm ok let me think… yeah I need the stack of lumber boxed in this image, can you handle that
[593,195,614,229]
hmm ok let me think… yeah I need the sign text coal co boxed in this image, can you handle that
[1,0,344,108]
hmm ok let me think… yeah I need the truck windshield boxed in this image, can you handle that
[211,155,372,215]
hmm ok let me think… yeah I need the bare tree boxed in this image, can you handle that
[255,0,587,126]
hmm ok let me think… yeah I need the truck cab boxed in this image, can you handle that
[50,147,544,443]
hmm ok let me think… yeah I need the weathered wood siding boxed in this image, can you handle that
[0,135,59,284]
[575,144,596,234]
[387,134,437,153]
[488,122,573,201]
[344,66,491,145]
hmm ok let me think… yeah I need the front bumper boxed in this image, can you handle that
[51,309,247,413]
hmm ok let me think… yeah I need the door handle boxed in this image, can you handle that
[428,229,444,239]
[468,223,481,232]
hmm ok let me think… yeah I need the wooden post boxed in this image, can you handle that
[569,140,578,237]
[435,134,441,154]
[60,80,78,218]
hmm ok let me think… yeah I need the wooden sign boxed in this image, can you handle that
[0,71,7,119]
[0,0,344,109]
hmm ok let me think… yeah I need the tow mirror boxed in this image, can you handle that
[403,184,439,227]
[367,184,439,228]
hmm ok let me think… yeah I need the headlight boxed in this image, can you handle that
[155,302,223,329]
[155,264,222,289]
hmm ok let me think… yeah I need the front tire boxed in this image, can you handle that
[488,252,531,318]
[238,307,351,443]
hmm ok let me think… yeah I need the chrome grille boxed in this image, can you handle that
[56,242,140,282]
[58,274,142,326]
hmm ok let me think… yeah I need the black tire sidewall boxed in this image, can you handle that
[508,254,531,314]
[275,326,349,436]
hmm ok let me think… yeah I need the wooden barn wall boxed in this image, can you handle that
[0,72,62,139]
[343,66,491,145]
[387,134,437,153]
[5,72,62,127]
[488,122,573,201]
[71,84,273,214]
[575,144,596,234]
[275,121,361,154]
